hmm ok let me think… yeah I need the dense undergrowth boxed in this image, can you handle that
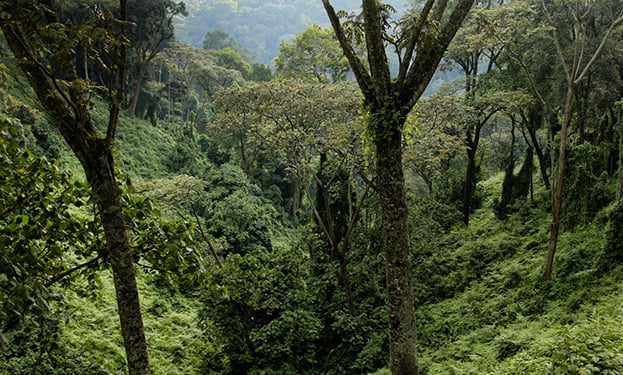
[5,135,622,374]
[3,55,623,375]
[400,179,623,374]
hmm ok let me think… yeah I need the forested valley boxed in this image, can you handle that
[1,1,623,374]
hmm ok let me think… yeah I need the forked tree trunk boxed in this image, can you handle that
[523,108,550,190]
[528,123,550,190]
[322,1,475,373]
[541,1,623,281]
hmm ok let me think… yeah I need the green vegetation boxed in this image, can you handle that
[2,1,623,374]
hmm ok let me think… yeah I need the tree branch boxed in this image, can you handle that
[574,10,623,84]
[397,0,436,85]
[191,206,223,268]
[322,0,375,103]
[45,255,103,287]
[403,0,475,110]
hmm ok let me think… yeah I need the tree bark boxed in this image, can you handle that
[544,84,573,281]
[374,114,418,375]
[84,149,152,375]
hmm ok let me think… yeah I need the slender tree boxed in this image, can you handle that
[445,1,524,224]
[541,0,623,280]
[0,1,151,373]
[322,1,475,373]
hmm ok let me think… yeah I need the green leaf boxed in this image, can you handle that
[12,214,29,226]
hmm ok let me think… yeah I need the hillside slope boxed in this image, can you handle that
[1,73,183,181]
[374,177,623,374]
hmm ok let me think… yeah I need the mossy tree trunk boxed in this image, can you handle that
[371,106,417,374]
[322,1,475,373]
[1,2,151,373]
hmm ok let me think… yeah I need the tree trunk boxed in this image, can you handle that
[544,84,574,281]
[375,118,418,375]
[528,123,550,190]
[291,178,299,220]
[84,150,151,375]
[336,248,356,317]
[128,61,146,116]
[497,118,516,219]
[618,109,623,203]
[462,145,477,225]
[322,1,475,373]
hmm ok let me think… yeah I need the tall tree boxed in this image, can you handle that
[322,1,475,373]
[499,0,557,192]
[215,79,371,317]
[0,1,151,374]
[540,0,623,280]
[127,0,186,116]
[213,79,361,219]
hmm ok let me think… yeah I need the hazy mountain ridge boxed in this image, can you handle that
[174,0,409,65]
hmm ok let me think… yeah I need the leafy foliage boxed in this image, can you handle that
[0,118,96,337]
[275,24,350,83]
[2,1,623,374]
[200,246,321,374]
[562,142,614,228]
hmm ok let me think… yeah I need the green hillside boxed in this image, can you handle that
[2,1,623,374]
[411,190,623,373]
[3,124,622,373]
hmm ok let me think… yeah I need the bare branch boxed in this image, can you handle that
[541,0,572,83]
[191,206,223,268]
[574,10,623,84]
